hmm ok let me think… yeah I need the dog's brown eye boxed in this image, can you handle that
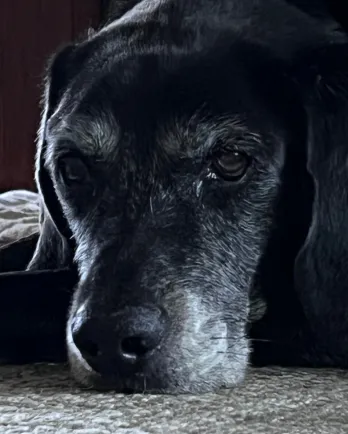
[212,151,250,181]
[58,156,89,185]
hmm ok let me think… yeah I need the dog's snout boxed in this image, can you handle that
[71,305,167,374]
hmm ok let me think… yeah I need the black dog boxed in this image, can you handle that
[1,0,348,393]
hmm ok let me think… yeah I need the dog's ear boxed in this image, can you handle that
[28,45,78,271]
[295,44,348,167]
[293,43,348,350]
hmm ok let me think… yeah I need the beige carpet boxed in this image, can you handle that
[1,364,348,433]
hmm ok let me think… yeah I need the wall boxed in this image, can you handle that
[0,0,101,191]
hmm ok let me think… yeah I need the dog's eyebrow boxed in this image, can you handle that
[47,112,120,161]
[157,114,268,160]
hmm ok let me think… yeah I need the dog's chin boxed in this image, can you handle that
[66,321,249,394]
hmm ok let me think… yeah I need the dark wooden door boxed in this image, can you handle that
[0,0,101,191]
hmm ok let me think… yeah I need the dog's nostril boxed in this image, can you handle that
[120,336,150,358]
[81,340,101,359]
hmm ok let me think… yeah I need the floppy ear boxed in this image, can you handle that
[28,45,78,271]
[293,43,348,357]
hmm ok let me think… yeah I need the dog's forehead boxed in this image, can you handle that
[48,99,271,169]
[47,38,292,165]
[49,53,260,161]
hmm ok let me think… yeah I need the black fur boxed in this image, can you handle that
[1,0,348,393]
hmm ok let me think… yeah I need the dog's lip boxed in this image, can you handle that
[80,372,158,393]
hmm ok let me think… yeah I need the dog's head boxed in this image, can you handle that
[28,0,347,392]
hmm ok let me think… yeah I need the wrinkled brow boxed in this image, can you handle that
[156,113,266,161]
[47,111,120,161]
[47,108,269,167]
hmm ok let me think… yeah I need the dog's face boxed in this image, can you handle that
[27,0,329,393]
[24,0,348,394]
[33,39,303,393]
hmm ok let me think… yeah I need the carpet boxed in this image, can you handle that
[1,365,348,433]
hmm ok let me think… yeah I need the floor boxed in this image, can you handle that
[1,364,347,433]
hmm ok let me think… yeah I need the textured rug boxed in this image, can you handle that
[1,364,348,434]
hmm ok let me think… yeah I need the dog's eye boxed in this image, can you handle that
[212,150,250,181]
[58,156,89,186]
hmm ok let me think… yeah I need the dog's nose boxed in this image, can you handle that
[71,305,167,373]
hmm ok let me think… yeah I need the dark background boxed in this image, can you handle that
[0,0,102,191]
